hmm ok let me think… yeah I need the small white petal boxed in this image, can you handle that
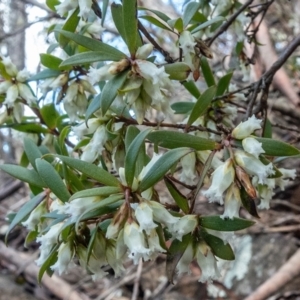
[232,115,262,139]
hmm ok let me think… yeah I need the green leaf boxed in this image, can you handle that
[164,62,191,80]
[138,7,171,22]
[187,85,216,126]
[58,8,80,49]
[56,30,127,60]
[171,102,194,114]
[168,17,184,32]
[57,155,121,187]
[166,234,192,283]
[123,0,138,55]
[36,158,71,203]
[40,103,59,130]
[0,123,49,134]
[139,148,192,192]
[5,192,46,243]
[255,137,300,156]
[70,186,122,201]
[23,137,43,170]
[191,16,225,34]
[216,72,233,96]
[28,69,61,82]
[147,130,217,151]
[139,15,172,32]
[183,2,201,27]
[200,215,255,231]
[101,0,109,25]
[60,51,123,67]
[40,54,64,70]
[111,3,127,45]
[85,93,101,120]
[101,71,128,115]
[125,128,152,187]
[0,164,46,188]
[263,118,272,138]
[183,80,201,98]
[203,232,235,260]
[46,0,59,11]
[164,177,189,213]
[38,244,59,283]
[201,57,215,87]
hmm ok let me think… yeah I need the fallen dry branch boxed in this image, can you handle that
[244,248,300,300]
[0,241,89,300]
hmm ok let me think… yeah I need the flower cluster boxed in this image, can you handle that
[0,57,36,123]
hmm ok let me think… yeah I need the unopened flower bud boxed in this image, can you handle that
[235,165,257,198]
[136,44,153,59]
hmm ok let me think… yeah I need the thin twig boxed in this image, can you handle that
[131,259,143,300]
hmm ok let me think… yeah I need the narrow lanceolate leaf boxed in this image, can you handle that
[40,54,65,70]
[85,93,101,120]
[147,130,217,150]
[138,7,171,23]
[57,155,120,187]
[101,71,128,115]
[70,186,122,201]
[187,85,216,126]
[171,102,194,114]
[125,128,152,187]
[23,137,43,170]
[202,232,235,260]
[216,72,233,96]
[0,164,45,188]
[58,8,80,49]
[5,192,46,243]
[139,15,172,32]
[60,51,124,67]
[201,57,215,87]
[200,215,255,231]
[191,16,225,33]
[28,69,61,81]
[164,177,189,213]
[123,0,139,55]
[36,158,71,203]
[166,234,192,284]
[139,148,192,192]
[111,3,127,45]
[255,137,300,156]
[183,2,201,27]
[183,80,201,98]
[56,30,127,60]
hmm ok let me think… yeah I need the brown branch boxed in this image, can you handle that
[0,180,24,201]
[207,0,255,47]
[245,249,300,300]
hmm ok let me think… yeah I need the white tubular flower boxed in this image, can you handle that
[148,201,179,228]
[139,153,163,182]
[232,115,262,139]
[136,60,169,85]
[242,136,265,158]
[0,109,8,124]
[235,150,275,185]
[2,56,18,76]
[147,229,166,257]
[276,168,297,190]
[78,0,92,19]
[73,118,100,138]
[18,83,37,105]
[221,183,241,219]
[180,152,196,185]
[49,73,69,89]
[0,80,13,94]
[170,215,198,241]
[176,242,194,275]
[196,150,223,169]
[50,198,68,215]
[65,196,98,221]
[123,221,150,264]
[55,0,78,16]
[16,69,30,82]
[179,31,196,55]
[22,201,47,231]
[36,222,64,266]
[51,242,74,275]
[4,84,18,107]
[13,102,24,123]
[81,125,107,163]
[136,44,153,59]
[196,245,220,283]
[202,159,235,204]
[85,22,105,38]
[87,65,114,85]
[134,201,157,234]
